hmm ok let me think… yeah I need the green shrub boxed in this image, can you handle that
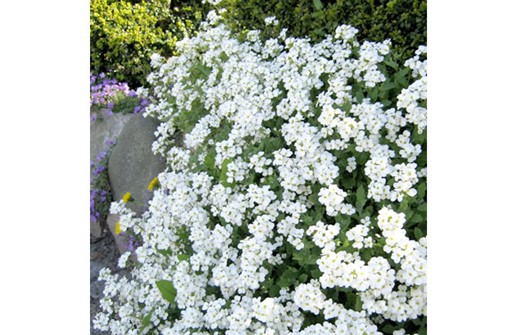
[217,0,426,61]
[90,0,208,88]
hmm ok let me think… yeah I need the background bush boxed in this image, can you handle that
[90,0,208,88]
[218,0,426,61]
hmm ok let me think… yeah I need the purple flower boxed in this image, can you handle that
[94,165,105,176]
[128,235,140,253]
[105,138,116,146]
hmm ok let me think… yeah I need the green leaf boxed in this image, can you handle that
[156,248,172,257]
[369,87,378,101]
[177,254,190,261]
[220,158,234,187]
[336,214,351,232]
[310,267,322,278]
[155,280,177,304]
[411,213,424,223]
[298,273,308,283]
[354,294,363,311]
[140,307,155,331]
[219,51,229,62]
[417,202,427,213]
[308,193,319,205]
[340,177,355,189]
[394,68,410,87]
[380,80,396,91]
[293,243,319,266]
[278,267,298,288]
[414,227,424,240]
[382,324,395,333]
[417,182,427,199]
[262,137,283,154]
[381,99,392,107]
[204,148,216,173]
[354,89,364,103]
[356,152,369,165]
[313,0,323,10]
[356,184,367,214]
[268,284,281,297]
[385,59,399,70]
[302,214,316,226]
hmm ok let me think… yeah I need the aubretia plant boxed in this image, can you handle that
[90,138,116,227]
[95,12,426,335]
[90,73,150,122]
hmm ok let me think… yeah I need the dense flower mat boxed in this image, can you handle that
[94,12,427,335]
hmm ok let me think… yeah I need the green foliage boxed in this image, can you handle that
[217,0,426,61]
[90,0,208,88]
[155,280,177,303]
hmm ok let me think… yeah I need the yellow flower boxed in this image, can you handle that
[147,177,159,191]
[122,192,132,203]
[115,221,122,235]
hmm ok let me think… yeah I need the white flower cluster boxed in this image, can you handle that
[318,184,355,217]
[398,46,427,133]
[345,223,373,249]
[307,221,340,251]
[293,281,327,314]
[95,19,426,335]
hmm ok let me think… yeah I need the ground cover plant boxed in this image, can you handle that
[93,11,427,335]
[91,138,116,229]
[90,73,150,122]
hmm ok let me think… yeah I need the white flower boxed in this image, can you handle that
[264,16,279,26]
[293,282,326,314]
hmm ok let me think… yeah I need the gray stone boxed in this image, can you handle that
[90,112,136,165]
[108,114,166,215]
[90,220,103,239]
[90,112,136,238]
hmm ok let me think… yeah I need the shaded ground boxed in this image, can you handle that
[90,229,129,335]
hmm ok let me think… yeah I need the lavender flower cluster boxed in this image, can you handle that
[90,138,116,226]
[90,73,150,122]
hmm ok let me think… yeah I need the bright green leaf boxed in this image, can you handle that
[140,307,155,331]
[155,280,177,304]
